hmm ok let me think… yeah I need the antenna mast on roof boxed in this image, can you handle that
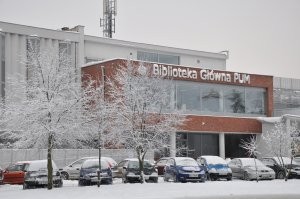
[100,0,117,38]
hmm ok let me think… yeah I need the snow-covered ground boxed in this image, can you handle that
[1,178,300,199]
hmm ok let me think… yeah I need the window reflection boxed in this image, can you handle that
[201,85,223,112]
[246,88,265,114]
[174,81,265,116]
[224,87,245,113]
[176,82,201,112]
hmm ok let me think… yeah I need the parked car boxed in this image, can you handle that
[261,157,300,179]
[2,161,30,185]
[164,157,206,183]
[228,158,275,180]
[155,157,170,176]
[112,158,158,183]
[197,155,232,181]
[23,160,63,189]
[78,158,112,186]
[61,156,117,180]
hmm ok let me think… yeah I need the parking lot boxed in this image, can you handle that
[1,178,300,199]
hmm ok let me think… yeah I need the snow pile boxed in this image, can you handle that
[0,179,300,199]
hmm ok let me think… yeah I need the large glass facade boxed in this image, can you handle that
[174,81,266,116]
[201,85,223,112]
[176,81,201,112]
[224,87,245,113]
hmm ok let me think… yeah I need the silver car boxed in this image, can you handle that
[61,156,117,180]
[228,158,275,180]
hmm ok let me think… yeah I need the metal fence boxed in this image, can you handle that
[0,149,154,169]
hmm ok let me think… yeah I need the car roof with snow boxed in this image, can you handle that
[172,157,196,161]
[201,156,227,164]
[124,158,150,162]
[27,159,58,171]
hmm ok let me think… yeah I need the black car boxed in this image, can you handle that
[112,158,158,183]
[23,160,63,189]
[78,158,112,186]
[261,157,300,179]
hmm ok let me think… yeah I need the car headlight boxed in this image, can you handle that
[228,168,232,173]
[178,169,185,174]
[246,167,255,172]
[127,172,135,176]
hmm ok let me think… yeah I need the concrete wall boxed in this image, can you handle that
[0,149,155,169]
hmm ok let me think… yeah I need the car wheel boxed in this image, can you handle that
[122,176,128,184]
[209,174,216,181]
[227,176,232,181]
[78,179,85,186]
[173,174,178,183]
[243,172,250,181]
[277,171,285,179]
[23,183,29,190]
[163,173,168,182]
[61,172,69,180]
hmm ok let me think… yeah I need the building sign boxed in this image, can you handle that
[153,64,197,79]
[153,64,250,84]
[200,69,250,84]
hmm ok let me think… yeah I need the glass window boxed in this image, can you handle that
[224,87,245,113]
[158,54,179,65]
[176,81,201,112]
[137,51,158,63]
[26,36,40,81]
[246,87,266,115]
[201,84,223,112]
[173,81,266,116]
[137,51,179,65]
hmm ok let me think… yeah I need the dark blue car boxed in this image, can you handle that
[78,158,112,186]
[197,155,232,181]
[163,157,206,183]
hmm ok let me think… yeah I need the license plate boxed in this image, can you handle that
[189,173,198,177]
[37,177,48,184]
[144,175,149,180]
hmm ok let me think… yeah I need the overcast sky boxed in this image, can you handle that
[0,0,299,79]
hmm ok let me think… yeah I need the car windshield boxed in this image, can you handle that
[204,156,227,165]
[128,161,152,169]
[82,160,109,169]
[7,163,28,171]
[177,159,198,167]
[274,157,297,165]
[241,159,265,167]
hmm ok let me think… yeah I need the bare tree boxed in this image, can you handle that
[0,44,95,189]
[262,119,300,181]
[240,135,260,182]
[107,61,185,183]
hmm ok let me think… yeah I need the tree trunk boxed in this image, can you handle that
[47,133,53,190]
[137,146,146,184]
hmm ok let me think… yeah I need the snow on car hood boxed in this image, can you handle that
[179,166,201,171]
